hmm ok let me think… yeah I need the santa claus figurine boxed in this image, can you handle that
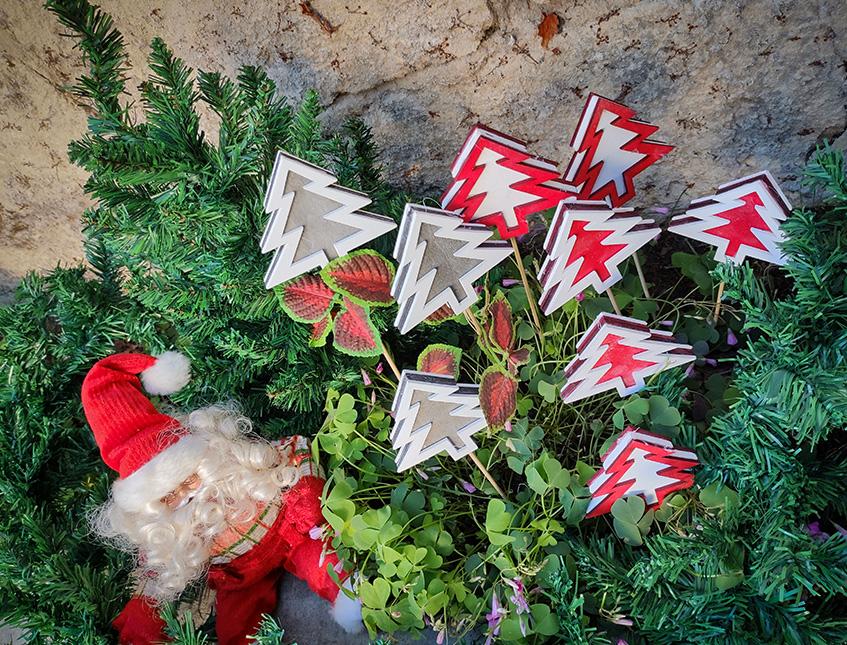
[82,351,362,644]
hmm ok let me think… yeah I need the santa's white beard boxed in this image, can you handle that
[92,406,299,603]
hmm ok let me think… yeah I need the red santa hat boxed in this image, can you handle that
[81,351,192,479]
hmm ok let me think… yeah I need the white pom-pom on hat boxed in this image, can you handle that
[140,351,191,395]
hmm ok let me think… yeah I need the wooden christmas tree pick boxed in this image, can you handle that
[667,170,792,322]
[391,204,512,335]
[261,151,397,288]
[391,370,506,498]
[538,201,660,316]
[586,427,698,518]
[561,313,694,404]
[563,93,673,207]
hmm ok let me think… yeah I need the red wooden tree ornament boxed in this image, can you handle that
[561,313,694,404]
[563,93,673,207]
[586,427,698,518]
[441,124,575,239]
[668,171,792,266]
[538,201,660,314]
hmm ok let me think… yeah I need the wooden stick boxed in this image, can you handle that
[606,288,622,315]
[510,237,543,331]
[381,345,402,381]
[469,451,507,500]
[632,252,651,300]
[711,280,725,324]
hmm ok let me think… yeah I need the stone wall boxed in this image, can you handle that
[1,0,845,298]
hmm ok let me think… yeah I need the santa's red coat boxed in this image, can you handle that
[113,476,344,645]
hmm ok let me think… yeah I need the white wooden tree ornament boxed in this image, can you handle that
[260,151,397,288]
[391,204,512,334]
[391,370,487,472]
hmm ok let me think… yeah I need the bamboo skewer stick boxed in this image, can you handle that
[711,280,725,324]
[510,238,543,332]
[632,252,651,300]
[469,451,507,500]
[381,345,402,380]
[606,288,623,315]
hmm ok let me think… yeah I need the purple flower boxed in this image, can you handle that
[308,525,323,540]
[617,640,630,645]
[704,358,718,367]
[726,328,738,346]
[650,206,670,215]
[658,320,674,327]
[504,419,513,433]
[436,630,445,645]
[505,577,530,615]
[611,617,634,626]
[485,593,507,645]
[807,521,829,542]
[575,292,585,302]
[361,368,372,386]
[502,278,521,287]
[685,364,695,378]
[461,480,477,494]
[416,468,429,481]
[375,362,384,375]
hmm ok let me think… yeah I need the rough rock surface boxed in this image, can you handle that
[1,0,846,300]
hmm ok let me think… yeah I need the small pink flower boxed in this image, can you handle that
[611,617,634,626]
[502,278,521,287]
[485,593,507,645]
[436,630,445,644]
[461,480,477,494]
[505,577,530,615]
[504,419,513,433]
[575,292,585,302]
[333,560,345,573]
[309,525,323,540]
[617,640,630,645]
[651,206,670,215]
[375,362,384,375]
[416,468,429,480]
[685,364,695,378]
[361,368,372,386]
[658,320,674,327]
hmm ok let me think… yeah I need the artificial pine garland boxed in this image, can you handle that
[0,1,844,643]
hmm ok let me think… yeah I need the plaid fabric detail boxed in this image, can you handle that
[209,435,320,564]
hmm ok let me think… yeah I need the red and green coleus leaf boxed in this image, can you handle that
[320,249,395,307]
[424,304,457,326]
[332,297,382,357]
[277,274,337,323]
[479,366,518,429]
[309,312,333,348]
[485,292,515,354]
[508,347,531,370]
[417,344,462,380]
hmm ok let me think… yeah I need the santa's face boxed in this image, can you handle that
[160,473,201,510]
